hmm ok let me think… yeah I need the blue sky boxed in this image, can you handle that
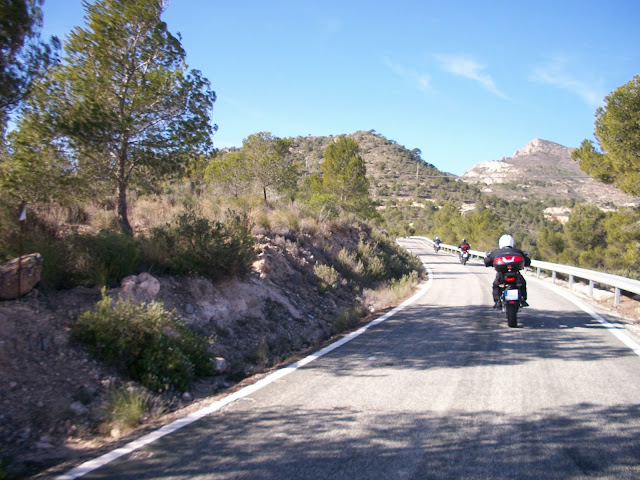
[41,0,640,176]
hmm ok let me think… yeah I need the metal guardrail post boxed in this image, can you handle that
[615,288,621,307]
[589,280,594,298]
[552,271,557,284]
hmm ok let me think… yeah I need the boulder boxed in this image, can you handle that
[0,253,43,300]
[120,272,160,303]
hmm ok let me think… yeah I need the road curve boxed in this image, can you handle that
[61,237,640,479]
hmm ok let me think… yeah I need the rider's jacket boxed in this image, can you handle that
[459,243,470,252]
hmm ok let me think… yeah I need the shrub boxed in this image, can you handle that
[252,210,271,233]
[142,208,255,280]
[357,240,386,282]
[332,305,366,333]
[335,247,365,281]
[314,264,339,293]
[73,290,215,392]
[68,231,140,287]
[103,387,149,436]
[269,209,300,233]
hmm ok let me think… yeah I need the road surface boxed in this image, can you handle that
[60,237,640,479]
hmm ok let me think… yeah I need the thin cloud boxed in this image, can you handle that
[530,59,603,107]
[383,58,432,92]
[435,54,507,99]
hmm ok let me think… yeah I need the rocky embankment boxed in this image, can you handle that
[0,226,395,479]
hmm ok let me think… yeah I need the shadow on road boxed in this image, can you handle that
[304,304,634,377]
[84,402,640,479]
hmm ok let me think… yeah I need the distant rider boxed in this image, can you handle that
[484,234,531,308]
[458,238,470,260]
[433,235,442,252]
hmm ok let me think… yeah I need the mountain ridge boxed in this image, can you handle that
[459,137,637,207]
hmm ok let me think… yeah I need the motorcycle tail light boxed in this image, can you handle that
[494,255,524,266]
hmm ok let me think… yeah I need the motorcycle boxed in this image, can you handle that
[433,243,441,253]
[459,249,470,265]
[492,254,526,327]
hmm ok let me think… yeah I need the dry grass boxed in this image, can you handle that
[361,271,419,313]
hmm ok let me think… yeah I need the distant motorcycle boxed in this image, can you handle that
[433,243,441,253]
[492,254,526,327]
[459,249,470,265]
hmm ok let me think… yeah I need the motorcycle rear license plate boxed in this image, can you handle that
[504,289,519,301]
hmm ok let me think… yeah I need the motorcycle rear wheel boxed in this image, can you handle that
[506,303,518,328]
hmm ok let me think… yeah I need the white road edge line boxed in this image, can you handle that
[56,260,434,479]
[529,275,640,357]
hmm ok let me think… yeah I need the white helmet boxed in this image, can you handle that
[499,234,515,249]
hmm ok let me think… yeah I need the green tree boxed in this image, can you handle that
[603,207,640,274]
[11,0,216,235]
[205,150,250,198]
[563,204,606,251]
[560,204,607,268]
[572,75,640,195]
[321,136,370,209]
[1,112,84,205]
[536,223,565,262]
[242,132,300,203]
[432,202,461,244]
[0,0,59,133]
[464,209,499,251]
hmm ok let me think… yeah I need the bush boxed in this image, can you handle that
[103,387,149,436]
[332,305,366,333]
[269,209,300,233]
[314,264,339,293]
[335,247,365,281]
[73,290,215,392]
[68,231,140,287]
[142,208,255,280]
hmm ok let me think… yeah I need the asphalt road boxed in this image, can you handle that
[63,237,640,479]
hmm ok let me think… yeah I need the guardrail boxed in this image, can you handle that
[409,236,640,307]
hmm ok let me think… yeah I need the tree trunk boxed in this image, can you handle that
[263,186,268,203]
[117,180,133,237]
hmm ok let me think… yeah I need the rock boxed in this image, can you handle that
[120,272,160,303]
[0,253,43,300]
[184,303,195,314]
[73,386,96,405]
[182,392,193,402]
[70,401,88,416]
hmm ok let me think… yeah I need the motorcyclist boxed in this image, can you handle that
[458,238,470,261]
[484,234,531,308]
[434,236,442,250]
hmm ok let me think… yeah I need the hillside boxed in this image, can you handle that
[460,138,638,207]
[289,130,479,205]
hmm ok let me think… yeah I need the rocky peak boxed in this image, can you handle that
[512,138,571,158]
[460,138,638,207]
